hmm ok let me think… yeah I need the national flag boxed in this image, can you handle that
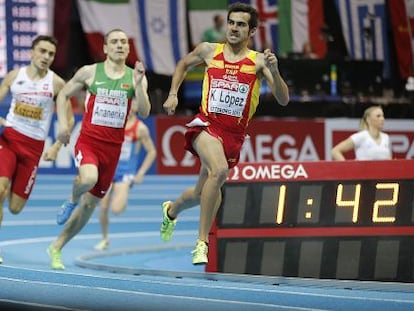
[278,0,327,58]
[77,0,140,66]
[229,0,278,52]
[335,0,390,77]
[135,0,188,75]
[388,0,414,79]
[188,0,228,47]
[77,0,188,75]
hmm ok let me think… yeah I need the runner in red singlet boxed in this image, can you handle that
[47,29,151,270]
[0,35,73,264]
[160,2,290,265]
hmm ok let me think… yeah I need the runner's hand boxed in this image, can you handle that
[163,94,178,115]
[134,61,146,84]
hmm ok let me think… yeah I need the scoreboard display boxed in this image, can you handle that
[206,160,414,282]
[1,1,51,77]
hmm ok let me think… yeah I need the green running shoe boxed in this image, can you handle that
[160,201,176,242]
[47,244,65,270]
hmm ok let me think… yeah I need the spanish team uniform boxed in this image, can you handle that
[73,63,134,198]
[185,43,261,168]
[0,67,55,199]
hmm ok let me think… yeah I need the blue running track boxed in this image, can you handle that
[0,174,414,311]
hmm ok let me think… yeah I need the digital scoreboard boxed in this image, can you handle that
[206,160,414,282]
[1,1,51,77]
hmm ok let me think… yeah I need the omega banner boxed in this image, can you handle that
[38,115,414,174]
[155,116,414,175]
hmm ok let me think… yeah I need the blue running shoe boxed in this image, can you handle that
[56,201,77,225]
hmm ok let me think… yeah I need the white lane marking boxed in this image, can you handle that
[1,216,199,226]
[0,277,329,311]
[0,231,198,246]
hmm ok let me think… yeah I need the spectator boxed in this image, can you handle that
[201,14,226,43]
[331,105,392,160]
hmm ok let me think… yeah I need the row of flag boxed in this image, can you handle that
[76,0,413,79]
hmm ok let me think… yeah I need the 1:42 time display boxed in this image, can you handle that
[275,181,399,224]
[220,180,414,227]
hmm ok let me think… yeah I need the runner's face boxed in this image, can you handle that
[226,12,252,45]
[31,41,56,71]
[104,31,130,62]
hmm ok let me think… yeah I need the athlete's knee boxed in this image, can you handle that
[7,191,26,214]
[111,204,126,215]
[209,166,228,184]
[0,187,7,202]
[111,195,127,214]
[78,174,98,189]
[83,193,100,210]
[85,202,97,211]
[0,180,9,201]
[8,201,25,214]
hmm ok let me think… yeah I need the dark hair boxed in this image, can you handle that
[31,35,58,49]
[213,14,223,23]
[104,28,127,44]
[227,2,258,29]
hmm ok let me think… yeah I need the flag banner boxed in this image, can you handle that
[388,0,414,79]
[77,0,140,67]
[228,0,326,57]
[229,0,278,52]
[77,0,188,75]
[188,0,228,47]
[135,0,188,75]
[335,0,390,76]
[278,0,326,58]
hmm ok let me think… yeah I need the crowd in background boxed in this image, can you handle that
[4,0,412,119]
